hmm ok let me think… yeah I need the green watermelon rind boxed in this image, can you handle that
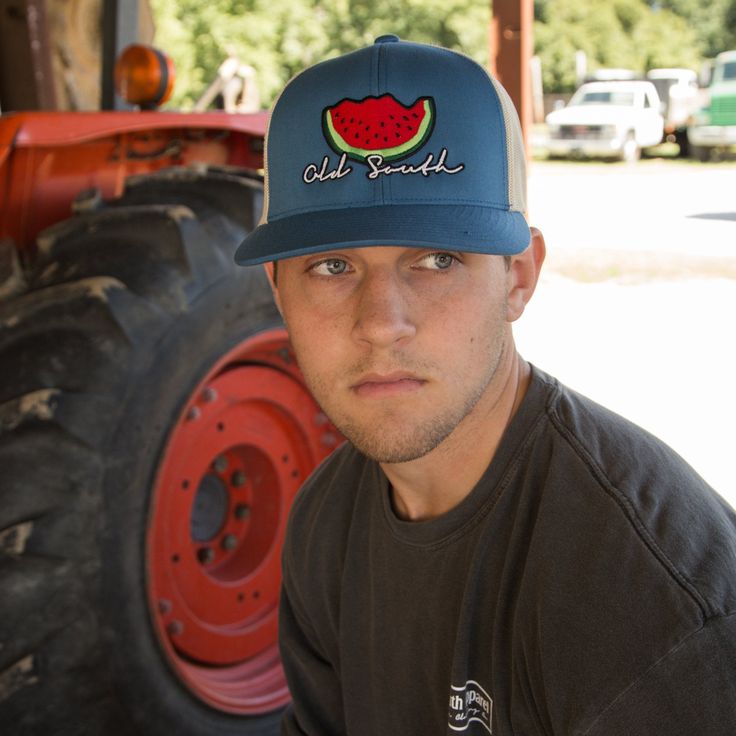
[323,97,436,164]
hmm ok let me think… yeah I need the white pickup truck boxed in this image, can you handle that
[545,80,665,162]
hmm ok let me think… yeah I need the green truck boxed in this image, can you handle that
[687,50,736,160]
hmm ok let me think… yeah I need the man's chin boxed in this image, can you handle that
[338,421,456,465]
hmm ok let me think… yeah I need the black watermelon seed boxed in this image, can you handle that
[384,137,389,142]
[355,133,360,139]
[412,113,418,118]
[396,133,401,138]
[380,121,385,127]
[389,114,395,119]
[402,115,409,120]
[350,118,354,123]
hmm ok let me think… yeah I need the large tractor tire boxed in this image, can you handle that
[0,170,338,734]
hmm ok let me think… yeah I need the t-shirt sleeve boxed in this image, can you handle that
[279,575,345,735]
[584,613,736,736]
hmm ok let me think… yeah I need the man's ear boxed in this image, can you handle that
[506,227,546,323]
[263,262,283,318]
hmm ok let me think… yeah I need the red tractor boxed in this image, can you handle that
[1,2,531,733]
[0,3,339,733]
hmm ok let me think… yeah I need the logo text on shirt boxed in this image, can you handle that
[448,680,493,733]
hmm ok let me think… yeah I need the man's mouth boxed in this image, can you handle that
[351,372,426,398]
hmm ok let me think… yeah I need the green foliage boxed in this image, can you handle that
[652,0,736,59]
[535,0,703,93]
[151,0,736,105]
[151,0,490,109]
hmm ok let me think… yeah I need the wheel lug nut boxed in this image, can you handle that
[231,470,246,487]
[158,599,172,614]
[222,534,238,551]
[186,406,201,421]
[234,503,250,520]
[167,620,184,636]
[197,547,215,564]
[213,455,228,473]
[202,386,217,402]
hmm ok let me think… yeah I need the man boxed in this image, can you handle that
[235,37,736,735]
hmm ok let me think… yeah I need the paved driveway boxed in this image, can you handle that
[515,160,736,503]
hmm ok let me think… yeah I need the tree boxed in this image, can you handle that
[151,0,491,108]
[534,0,703,93]
[152,0,728,104]
[650,0,736,59]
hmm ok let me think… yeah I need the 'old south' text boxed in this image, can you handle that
[302,149,464,184]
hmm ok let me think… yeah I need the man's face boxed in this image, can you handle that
[270,246,517,464]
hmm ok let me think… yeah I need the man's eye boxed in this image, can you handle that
[312,259,349,276]
[417,252,457,270]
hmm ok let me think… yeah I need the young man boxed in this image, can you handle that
[235,37,736,735]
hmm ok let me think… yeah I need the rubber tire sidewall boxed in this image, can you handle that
[99,265,283,735]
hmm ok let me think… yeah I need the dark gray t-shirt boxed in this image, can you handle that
[280,367,736,735]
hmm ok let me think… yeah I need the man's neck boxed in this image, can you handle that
[381,346,530,522]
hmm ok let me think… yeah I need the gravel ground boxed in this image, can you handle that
[514,159,736,504]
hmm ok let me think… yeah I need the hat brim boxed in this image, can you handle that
[234,204,530,266]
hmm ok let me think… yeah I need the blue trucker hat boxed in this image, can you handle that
[234,35,530,266]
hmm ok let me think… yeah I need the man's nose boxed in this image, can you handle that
[351,269,416,349]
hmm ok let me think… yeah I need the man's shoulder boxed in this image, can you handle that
[535,367,716,494]
[532,367,736,614]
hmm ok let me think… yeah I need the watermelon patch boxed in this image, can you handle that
[323,94,436,163]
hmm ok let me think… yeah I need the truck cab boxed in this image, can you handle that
[545,80,664,162]
[687,50,736,160]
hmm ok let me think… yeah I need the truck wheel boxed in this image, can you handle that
[0,171,338,734]
[674,129,690,158]
[691,145,711,162]
[621,132,640,163]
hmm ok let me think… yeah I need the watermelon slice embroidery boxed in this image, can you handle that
[323,94,436,163]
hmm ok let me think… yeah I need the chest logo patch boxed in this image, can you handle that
[448,680,493,733]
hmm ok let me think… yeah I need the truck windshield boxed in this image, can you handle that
[572,90,635,106]
[717,61,736,82]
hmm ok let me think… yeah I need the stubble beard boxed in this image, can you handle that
[335,371,499,463]
[301,315,510,465]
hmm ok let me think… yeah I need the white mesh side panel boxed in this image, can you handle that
[259,120,271,226]
[488,75,528,215]
[257,67,309,227]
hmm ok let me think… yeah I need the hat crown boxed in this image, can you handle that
[263,39,525,220]
[235,38,530,266]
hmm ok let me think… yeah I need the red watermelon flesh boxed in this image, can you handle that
[323,94,435,162]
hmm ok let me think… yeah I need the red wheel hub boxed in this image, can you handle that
[147,328,340,714]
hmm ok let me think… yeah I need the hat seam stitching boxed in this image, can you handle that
[379,42,389,206]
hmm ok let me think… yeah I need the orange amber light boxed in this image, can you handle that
[114,45,175,108]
